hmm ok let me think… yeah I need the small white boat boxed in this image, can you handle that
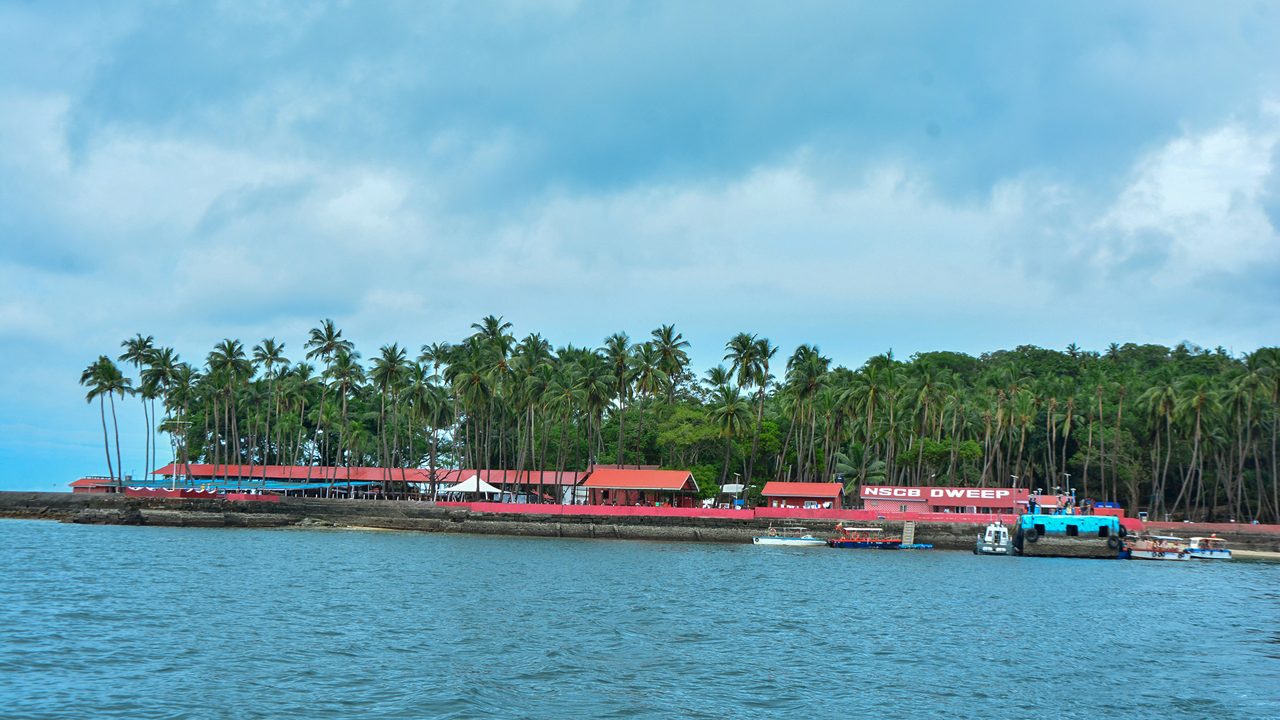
[1125,535,1190,561]
[974,521,1013,555]
[1186,535,1232,560]
[752,526,826,546]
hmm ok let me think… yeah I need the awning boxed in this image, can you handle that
[439,475,503,495]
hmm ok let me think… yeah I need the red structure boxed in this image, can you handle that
[581,468,700,507]
[150,464,585,489]
[70,477,117,494]
[760,482,844,509]
[860,485,1030,514]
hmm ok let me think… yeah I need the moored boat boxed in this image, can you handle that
[827,524,902,549]
[1186,535,1232,560]
[752,526,827,546]
[974,521,1013,555]
[1123,534,1190,561]
[1015,513,1123,559]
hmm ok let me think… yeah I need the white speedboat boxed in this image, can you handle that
[1186,535,1232,560]
[974,521,1013,555]
[1124,535,1190,561]
[752,526,826,546]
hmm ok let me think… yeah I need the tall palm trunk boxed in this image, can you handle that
[99,396,115,483]
[109,392,124,485]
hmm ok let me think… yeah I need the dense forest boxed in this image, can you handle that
[79,316,1279,522]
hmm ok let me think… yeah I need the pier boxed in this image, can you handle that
[4,491,1280,554]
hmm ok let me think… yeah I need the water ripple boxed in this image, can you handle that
[0,520,1277,719]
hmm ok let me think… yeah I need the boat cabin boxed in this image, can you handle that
[982,522,1010,545]
[1190,536,1228,551]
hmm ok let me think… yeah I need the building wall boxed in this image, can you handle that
[765,496,839,509]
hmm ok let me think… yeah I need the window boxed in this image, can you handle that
[900,504,909,512]
[1066,525,1078,537]
[1097,526,1109,537]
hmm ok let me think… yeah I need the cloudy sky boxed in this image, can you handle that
[2,1,1278,490]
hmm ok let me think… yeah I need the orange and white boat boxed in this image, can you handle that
[1123,534,1190,561]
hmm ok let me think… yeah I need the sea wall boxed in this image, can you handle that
[3,492,1279,552]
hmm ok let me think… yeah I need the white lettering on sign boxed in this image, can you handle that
[927,488,1012,500]
[863,487,921,498]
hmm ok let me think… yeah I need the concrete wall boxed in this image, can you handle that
[3,492,1278,552]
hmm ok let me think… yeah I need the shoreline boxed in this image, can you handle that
[4,492,1280,556]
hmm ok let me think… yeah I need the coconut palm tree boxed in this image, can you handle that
[602,333,633,466]
[629,342,668,464]
[305,319,354,475]
[326,348,366,481]
[252,338,288,465]
[370,343,409,483]
[709,385,752,483]
[651,324,690,403]
[81,356,132,485]
[119,334,155,480]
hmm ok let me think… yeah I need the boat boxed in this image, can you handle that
[827,524,903,550]
[752,526,826,546]
[1014,513,1123,559]
[974,521,1013,555]
[1185,535,1232,560]
[1123,534,1190,561]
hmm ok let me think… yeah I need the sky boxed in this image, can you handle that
[1,1,1278,491]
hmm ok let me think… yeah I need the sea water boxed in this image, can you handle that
[0,519,1276,719]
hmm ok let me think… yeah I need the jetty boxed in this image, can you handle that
[4,491,1280,555]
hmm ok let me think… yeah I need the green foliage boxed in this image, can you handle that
[93,316,1280,522]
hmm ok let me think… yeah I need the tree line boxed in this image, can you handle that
[79,316,1280,522]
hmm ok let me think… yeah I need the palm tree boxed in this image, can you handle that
[80,356,131,487]
[602,333,633,466]
[370,343,408,483]
[629,342,668,464]
[709,385,752,483]
[142,347,181,471]
[703,365,732,391]
[747,337,777,485]
[326,348,366,485]
[207,339,252,481]
[651,324,690,403]
[252,338,288,465]
[305,319,353,475]
[119,334,155,480]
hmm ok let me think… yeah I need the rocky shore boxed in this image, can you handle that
[3,492,1279,553]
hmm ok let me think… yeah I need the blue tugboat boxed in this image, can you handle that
[1014,512,1123,559]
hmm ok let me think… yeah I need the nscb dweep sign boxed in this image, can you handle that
[859,485,1029,508]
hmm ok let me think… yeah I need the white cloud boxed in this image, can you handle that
[1092,115,1280,283]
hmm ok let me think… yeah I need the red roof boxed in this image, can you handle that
[761,482,844,499]
[150,464,585,486]
[70,477,114,488]
[582,468,699,492]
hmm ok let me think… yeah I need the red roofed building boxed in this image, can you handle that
[760,482,845,509]
[581,468,699,507]
[70,476,118,494]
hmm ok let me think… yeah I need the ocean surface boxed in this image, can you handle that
[0,519,1276,719]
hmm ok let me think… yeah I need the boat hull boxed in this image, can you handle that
[1185,548,1232,560]
[975,541,1013,555]
[1016,534,1121,559]
[752,537,826,547]
[827,540,902,549]
[1128,549,1190,561]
